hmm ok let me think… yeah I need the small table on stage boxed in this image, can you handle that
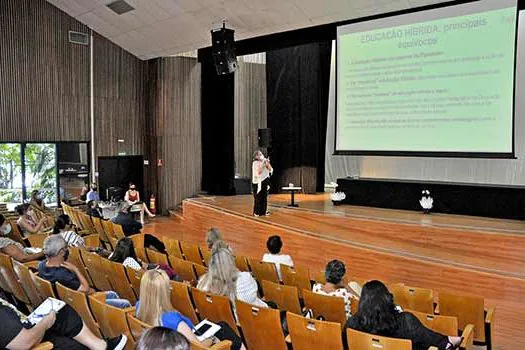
[281,186,302,207]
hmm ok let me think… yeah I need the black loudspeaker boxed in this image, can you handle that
[211,27,237,75]
[258,128,272,148]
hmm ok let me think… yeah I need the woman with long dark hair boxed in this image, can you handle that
[346,280,461,350]
[109,237,146,271]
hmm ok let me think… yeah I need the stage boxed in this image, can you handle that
[148,193,525,349]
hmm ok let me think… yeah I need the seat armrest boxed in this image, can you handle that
[429,347,439,350]
[32,342,53,350]
[485,307,495,324]
[24,261,40,269]
[460,324,474,350]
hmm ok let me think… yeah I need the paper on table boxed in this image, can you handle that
[27,297,66,325]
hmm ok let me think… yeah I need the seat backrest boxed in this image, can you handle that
[83,234,100,248]
[193,263,208,279]
[170,281,199,324]
[391,285,434,314]
[113,223,126,240]
[126,313,152,342]
[201,249,211,267]
[261,280,301,314]
[408,310,458,336]
[180,241,203,265]
[236,300,287,350]
[12,260,44,307]
[102,220,118,241]
[164,238,183,259]
[281,264,311,298]
[80,250,113,291]
[102,259,137,304]
[169,256,197,283]
[439,292,485,342]
[0,254,30,304]
[135,247,149,264]
[190,340,232,350]
[92,217,112,248]
[8,219,27,246]
[347,328,411,350]
[146,248,169,266]
[125,265,144,298]
[56,282,102,337]
[191,288,238,335]
[89,292,135,347]
[69,247,93,287]
[248,259,280,284]
[234,255,250,272]
[26,233,47,248]
[30,271,56,299]
[303,289,347,326]
[287,311,343,350]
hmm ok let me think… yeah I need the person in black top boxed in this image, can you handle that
[345,280,462,350]
[86,200,103,219]
[111,204,142,235]
[0,297,127,349]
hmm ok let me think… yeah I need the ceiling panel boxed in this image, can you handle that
[46,0,449,60]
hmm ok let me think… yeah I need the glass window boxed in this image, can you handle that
[24,143,58,206]
[0,144,23,211]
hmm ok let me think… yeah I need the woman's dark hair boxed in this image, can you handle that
[53,214,71,234]
[351,280,398,336]
[110,237,137,263]
[87,200,96,209]
[15,203,30,216]
[129,182,135,188]
[137,327,189,350]
[267,235,283,254]
[325,259,346,285]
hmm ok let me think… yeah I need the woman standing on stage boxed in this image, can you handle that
[124,182,155,225]
[252,150,273,217]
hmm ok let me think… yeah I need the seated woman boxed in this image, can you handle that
[346,280,461,350]
[109,237,147,271]
[205,228,231,252]
[124,182,155,225]
[261,235,294,281]
[137,327,189,350]
[52,215,85,248]
[0,214,44,262]
[38,235,132,309]
[16,203,48,236]
[29,189,47,212]
[312,260,361,319]
[197,247,267,309]
[0,296,127,350]
[136,269,245,350]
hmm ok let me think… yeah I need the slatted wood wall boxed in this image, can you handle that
[234,60,267,177]
[0,0,90,141]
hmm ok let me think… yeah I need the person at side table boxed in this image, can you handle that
[85,183,99,203]
[86,200,103,219]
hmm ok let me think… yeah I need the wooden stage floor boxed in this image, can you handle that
[147,193,525,349]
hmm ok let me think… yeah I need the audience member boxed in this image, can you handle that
[86,183,99,203]
[87,200,103,219]
[312,260,360,318]
[79,182,89,202]
[136,270,245,350]
[30,189,47,212]
[0,297,127,350]
[0,214,44,262]
[346,280,461,350]
[109,237,147,271]
[197,247,267,310]
[262,235,293,280]
[112,204,142,235]
[16,203,47,236]
[124,182,155,225]
[52,214,85,248]
[38,235,131,309]
[136,327,189,350]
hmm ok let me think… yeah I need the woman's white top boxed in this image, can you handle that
[262,253,294,280]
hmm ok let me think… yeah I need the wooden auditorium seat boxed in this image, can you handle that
[92,217,113,249]
[201,248,212,267]
[248,259,280,284]
[0,254,32,307]
[12,260,44,307]
[169,281,200,324]
[234,255,250,272]
[391,284,435,314]
[83,234,100,248]
[439,292,495,350]
[261,280,302,314]
[286,312,343,350]
[180,241,204,265]
[56,282,102,337]
[146,248,169,266]
[112,223,127,240]
[164,237,184,259]
[30,271,56,299]
[236,300,287,350]
[125,265,144,298]
[80,250,113,291]
[102,259,137,304]
[135,246,149,264]
[191,288,239,335]
[302,289,347,326]
[169,256,198,283]
[193,263,208,279]
[190,340,232,350]
[346,328,411,350]
[26,233,47,248]
[281,264,311,297]
[126,313,152,343]
[69,247,94,287]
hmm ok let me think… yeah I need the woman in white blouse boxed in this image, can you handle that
[109,237,147,271]
[197,247,267,315]
[261,235,293,281]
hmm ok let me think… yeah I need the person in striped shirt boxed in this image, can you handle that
[52,215,85,248]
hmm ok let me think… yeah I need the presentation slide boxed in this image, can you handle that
[336,0,518,155]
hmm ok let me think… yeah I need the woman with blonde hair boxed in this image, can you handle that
[197,247,267,309]
[136,269,245,350]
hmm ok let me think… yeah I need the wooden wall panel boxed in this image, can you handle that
[148,57,202,213]
[234,60,267,177]
[0,0,90,141]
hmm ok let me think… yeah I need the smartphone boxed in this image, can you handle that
[193,323,213,336]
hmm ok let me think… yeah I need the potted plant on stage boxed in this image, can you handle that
[331,191,346,206]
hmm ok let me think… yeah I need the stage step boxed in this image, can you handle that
[168,206,184,222]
